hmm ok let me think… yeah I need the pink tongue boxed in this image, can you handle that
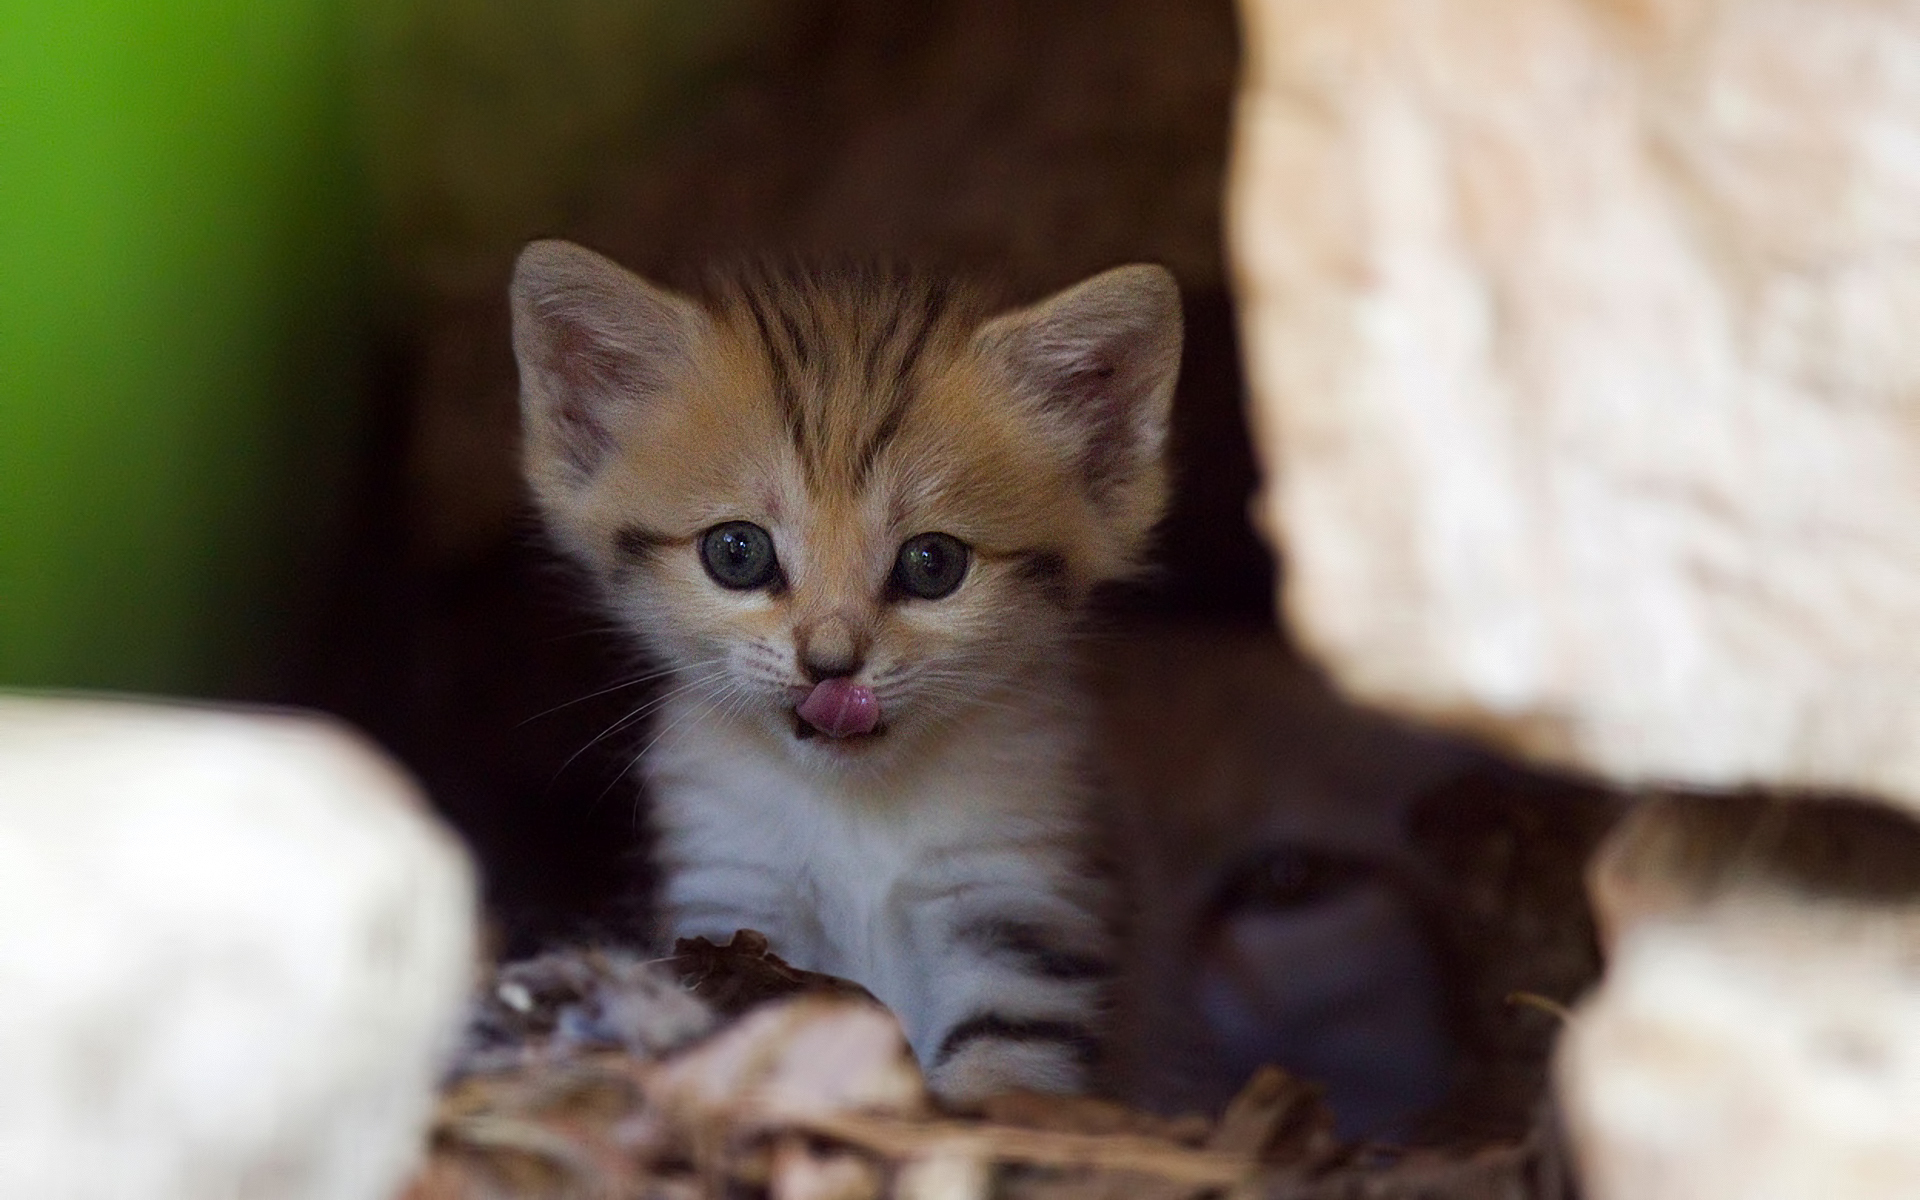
[796,678,881,738]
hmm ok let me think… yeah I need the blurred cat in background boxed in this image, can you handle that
[1096,628,1475,1136]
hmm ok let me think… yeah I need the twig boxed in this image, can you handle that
[781,1109,1255,1187]
[1505,991,1574,1023]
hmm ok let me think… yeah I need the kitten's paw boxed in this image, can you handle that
[928,1032,1091,1105]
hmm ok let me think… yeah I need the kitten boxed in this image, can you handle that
[509,240,1182,1101]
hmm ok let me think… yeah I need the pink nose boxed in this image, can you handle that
[796,677,881,738]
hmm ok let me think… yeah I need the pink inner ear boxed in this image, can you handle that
[516,242,707,481]
[1056,355,1141,494]
[540,319,649,473]
[984,263,1180,502]
[549,319,646,398]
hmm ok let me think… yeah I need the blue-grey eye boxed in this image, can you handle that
[891,532,969,600]
[700,522,780,590]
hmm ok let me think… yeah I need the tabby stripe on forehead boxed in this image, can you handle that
[860,297,909,389]
[892,280,950,397]
[934,1014,1100,1068]
[742,287,810,470]
[779,299,836,473]
[853,282,951,483]
[777,303,814,370]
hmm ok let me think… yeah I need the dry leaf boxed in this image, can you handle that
[981,1091,1211,1145]
[670,930,878,1016]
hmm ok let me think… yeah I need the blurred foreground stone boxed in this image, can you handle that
[1232,1,1920,1193]
[1229,0,1920,810]
[1585,794,1920,955]
[1562,796,1920,1198]
[1559,901,1920,1200]
[0,697,477,1200]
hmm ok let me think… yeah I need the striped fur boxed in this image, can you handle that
[511,240,1182,1102]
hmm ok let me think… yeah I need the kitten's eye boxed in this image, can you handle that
[891,532,970,600]
[700,522,781,590]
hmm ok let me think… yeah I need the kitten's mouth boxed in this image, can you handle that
[793,678,884,742]
[792,714,888,742]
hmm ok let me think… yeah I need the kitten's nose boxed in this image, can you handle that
[797,617,865,682]
[801,649,865,683]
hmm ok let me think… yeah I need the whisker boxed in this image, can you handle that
[609,677,742,799]
[596,679,735,812]
[550,667,733,786]
[516,658,725,727]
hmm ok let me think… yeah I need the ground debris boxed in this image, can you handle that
[668,929,879,1016]
[455,945,716,1076]
[406,934,1575,1200]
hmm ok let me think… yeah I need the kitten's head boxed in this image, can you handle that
[511,241,1181,769]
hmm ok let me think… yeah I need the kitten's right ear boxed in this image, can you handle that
[511,240,706,486]
[974,264,1182,560]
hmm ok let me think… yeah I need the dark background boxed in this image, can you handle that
[292,0,1268,949]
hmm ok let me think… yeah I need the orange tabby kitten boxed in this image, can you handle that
[511,240,1181,1101]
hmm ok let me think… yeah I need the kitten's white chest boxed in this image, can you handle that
[647,725,935,984]
[642,707,1091,1044]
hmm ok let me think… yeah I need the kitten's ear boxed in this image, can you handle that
[511,240,707,487]
[975,264,1183,540]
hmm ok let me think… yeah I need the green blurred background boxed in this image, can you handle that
[0,0,366,693]
[0,0,756,695]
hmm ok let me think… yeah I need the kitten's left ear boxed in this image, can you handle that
[974,264,1183,546]
[511,240,708,495]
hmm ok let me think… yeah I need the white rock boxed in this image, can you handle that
[1229,0,1920,809]
[0,697,477,1200]
[893,1151,990,1200]
[1558,903,1920,1200]
[1584,793,1920,954]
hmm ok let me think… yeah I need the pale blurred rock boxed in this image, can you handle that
[648,996,927,1127]
[0,697,478,1200]
[893,1151,990,1200]
[769,1136,883,1200]
[1587,794,1920,954]
[1229,0,1920,809]
[1557,903,1920,1200]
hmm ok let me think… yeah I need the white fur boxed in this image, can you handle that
[643,660,1110,1101]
